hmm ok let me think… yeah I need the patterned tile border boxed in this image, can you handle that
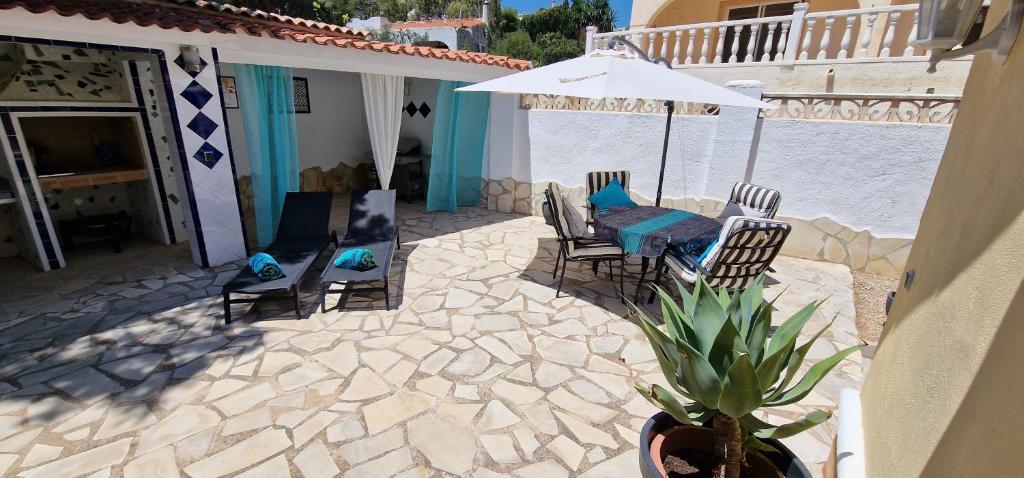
[483,178,912,278]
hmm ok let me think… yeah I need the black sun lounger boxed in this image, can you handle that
[320,189,400,311]
[222,192,338,324]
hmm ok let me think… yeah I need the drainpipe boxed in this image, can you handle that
[482,0,489,25]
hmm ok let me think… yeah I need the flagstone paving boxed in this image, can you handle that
[0,200,864,477]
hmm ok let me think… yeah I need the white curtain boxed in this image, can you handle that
[360,73,404,189]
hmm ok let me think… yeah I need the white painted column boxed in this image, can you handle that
[702,80,765,200]
[160,45,247,267]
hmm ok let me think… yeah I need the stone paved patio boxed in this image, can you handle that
[0,199,864,477]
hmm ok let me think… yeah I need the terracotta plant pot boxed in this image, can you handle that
[639,412,813,478]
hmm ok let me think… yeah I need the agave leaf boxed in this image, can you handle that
[652,284,697,344]
[741,410,831,439]
[718,354,763,418]
[743,435,781,455]
[766,344,865,406]
[754,339,795,394]
[739,276,764,334]
[707,316,748,378]
[691,277,729,355]
[626,302,693,399]
[637,383,697,425]
[672,275,697,315]
[768,318,837,398]
[764,300,823,359]
[674,338,724,408]
[746,304,773,365]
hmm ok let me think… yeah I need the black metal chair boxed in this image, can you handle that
[544,183,625,300]
[585,170,631,226]
[320,189,400,311]
[222,192,338,324]
[656,216,791,292]
[721,181,782,220]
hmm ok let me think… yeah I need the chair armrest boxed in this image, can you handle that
[673,251,711,276]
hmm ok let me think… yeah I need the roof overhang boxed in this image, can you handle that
[0,7,521,82]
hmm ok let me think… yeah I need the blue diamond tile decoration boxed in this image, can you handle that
[173,54,208,78]
[193,142,223,169]
[180,81,213,109]
[419,102,431,118]
[186,112,218,140]
[404,102,417,117]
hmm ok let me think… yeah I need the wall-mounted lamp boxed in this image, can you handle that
[179,45,203,74]
[917,0,1024,72]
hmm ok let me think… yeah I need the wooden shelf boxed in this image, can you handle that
[38,169,147,190]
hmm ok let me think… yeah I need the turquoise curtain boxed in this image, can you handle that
[235,64,299,247]
[427,81,491,213]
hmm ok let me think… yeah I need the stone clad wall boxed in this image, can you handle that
[482,177,912,278]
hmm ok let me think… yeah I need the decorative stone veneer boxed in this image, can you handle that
[483,177,913,278]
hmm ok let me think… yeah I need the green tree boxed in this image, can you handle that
[491,31,541,63]
[491,6,519,37]
[534,32,582,65]
[445,0,477,19]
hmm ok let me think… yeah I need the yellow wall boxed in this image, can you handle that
[859,0,1024,476]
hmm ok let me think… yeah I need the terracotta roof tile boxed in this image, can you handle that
[0,0,531,70]
[391,18,485,30]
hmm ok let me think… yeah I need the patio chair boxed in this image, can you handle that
[585,170,631,225]
[544,183,625,300]
[656,216,791,292]
[721,181,782,219]
[320,189,400,311]
[222,192,338,324]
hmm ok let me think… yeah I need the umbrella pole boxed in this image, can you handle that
[655,101,675,207]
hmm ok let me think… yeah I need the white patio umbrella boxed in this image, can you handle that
[457,39,775,206]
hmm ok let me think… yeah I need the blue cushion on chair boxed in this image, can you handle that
[587,178,636,211]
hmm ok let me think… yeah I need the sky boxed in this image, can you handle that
[500,0,633,29]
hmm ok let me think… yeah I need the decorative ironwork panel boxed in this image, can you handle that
[519,94,720,116]
[760,94,959,124]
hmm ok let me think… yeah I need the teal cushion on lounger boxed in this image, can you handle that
[587,177,636,211]
[697,239,718,263]
[334,248,377,271]
[248,252,284,281]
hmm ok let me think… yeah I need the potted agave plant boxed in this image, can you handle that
[627,274,863,478]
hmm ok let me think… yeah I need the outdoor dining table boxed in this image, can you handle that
[593,205,723,303]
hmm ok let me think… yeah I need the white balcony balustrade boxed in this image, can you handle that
[587,3,929,66]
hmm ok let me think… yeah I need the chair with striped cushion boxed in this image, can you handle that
[544,183,625,299]
[725,181,782,219]
[585,170,631,224]
[661,216,791,290]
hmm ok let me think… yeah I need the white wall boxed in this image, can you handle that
[526,110,718,202]
[509,85,949,239]
[222,65,372,175]
[751,119,948,237]
[400,77,438,153]
[486,94,532,182]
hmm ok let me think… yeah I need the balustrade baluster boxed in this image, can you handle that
[800,19,815,60]
[672,29,683,65]
[714,26,726,63]
[817,16,835,59]
[838,14,856,59]
[857,12,878,58]
[904,11,919,56]
[775,21,790,62]
[760,22,777,62]
[647,32,657,58]
[746,23,760,62]
[700,27,711,63]
[685,28,696,64]
[728,25,741,63]
[881,11,901,57]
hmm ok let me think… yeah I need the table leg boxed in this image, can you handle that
[648,254,666,304]
[633,256,650,304]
